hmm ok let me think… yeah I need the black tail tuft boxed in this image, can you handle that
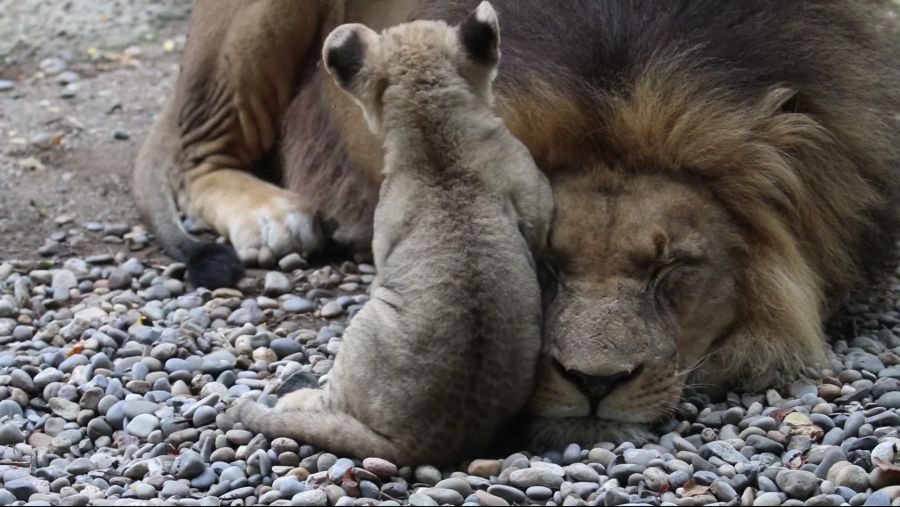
[187,242,246,289]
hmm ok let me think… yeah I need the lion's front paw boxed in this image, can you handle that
[223,191,322,267]
[186,170,324,269]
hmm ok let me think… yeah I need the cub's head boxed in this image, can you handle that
[322,1,501,134]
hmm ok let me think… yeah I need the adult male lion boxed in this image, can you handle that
[134,0,900,446]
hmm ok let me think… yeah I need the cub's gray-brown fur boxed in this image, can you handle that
[233,2,553,464]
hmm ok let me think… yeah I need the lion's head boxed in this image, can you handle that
[529,170,744,423]
[513,48,899,447]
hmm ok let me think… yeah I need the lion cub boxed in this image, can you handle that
[236,2,553,464]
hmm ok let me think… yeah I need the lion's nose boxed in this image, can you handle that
[565,365,642,403]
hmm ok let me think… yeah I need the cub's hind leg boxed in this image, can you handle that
[233,395,410,463]
[273,388,325,412]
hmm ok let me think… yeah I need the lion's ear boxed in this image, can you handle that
[323,24,377,88]
[459,1,500,64]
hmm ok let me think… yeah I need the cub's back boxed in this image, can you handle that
[393,184,541,417]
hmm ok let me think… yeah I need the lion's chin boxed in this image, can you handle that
[525,416,653,452]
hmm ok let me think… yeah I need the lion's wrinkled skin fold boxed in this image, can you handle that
[135,0,900,448]
[233,5,554,464]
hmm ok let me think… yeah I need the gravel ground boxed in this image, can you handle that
[1,249,900,507]
[1,1,900,507]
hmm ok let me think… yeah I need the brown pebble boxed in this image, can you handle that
[870,468,900,489]
[819,384,842,401]
[475,490,510,506]
[28,432,53,448]
[467,459,501,478]
[215,413,235,432]
[289,467,310,480]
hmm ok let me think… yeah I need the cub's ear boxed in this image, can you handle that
[322,24,378,88]
[459,1,500,64]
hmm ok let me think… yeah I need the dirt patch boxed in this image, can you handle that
[0,0,191,65]
[0,2,190,263]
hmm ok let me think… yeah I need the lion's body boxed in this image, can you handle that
[136,0,900,447]
[236,11,552,464]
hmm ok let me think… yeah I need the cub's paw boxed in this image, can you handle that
[228,398,267,423]
[223,191,322,267]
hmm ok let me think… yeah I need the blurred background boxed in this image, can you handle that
[0,0,191,262]
[0,0,897,262]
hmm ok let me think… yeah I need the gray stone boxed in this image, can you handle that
[562,443,582,465]
[107,269,132,290]
[509,467,564,489]
[409,493,440,506]
[524,486,552,501]
[161,480,190,498]
[283,298,315,314]
[0,423,24,444]
[609,464,644,482]
[278,253,307,271]
[564,463,600,483]
[844,412,866,438]
[693,471,720,486]
[823,427,845,446]
[808,494,850,506]
[414,465,442,485]
[49,398,80,420]
[604,489,630,506]
[227,306,264,326]
[273,476,307,497]
[174,451,205,479]
[329,458,355,483]
[643,467,669,492]
[264,272,290,295]
[5,477,37,500]
[226,429,253,445]
[419,487,464,506]
[748,435,784,454]
[865,490,894,506]
[320,301,344,318]
[66,458,96,476]
[123,400,160,419]
[815,447,847,479]
[754,492,787,506]
[292,489,328,506]
[706,440,749,464]
[876,391,900,409]
[435,478,471,498]
[0,400,23,419]
[710,480,738,502]
[776,470,819,499]
[52,270,78,301]
[487,484,524,505]
[0,301,16,318]
[126,414,159,438]
[192,405,217,427]
[833,464,869,492]
[623,449,658,466]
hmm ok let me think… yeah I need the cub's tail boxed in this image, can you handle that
[132,102,244,289]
